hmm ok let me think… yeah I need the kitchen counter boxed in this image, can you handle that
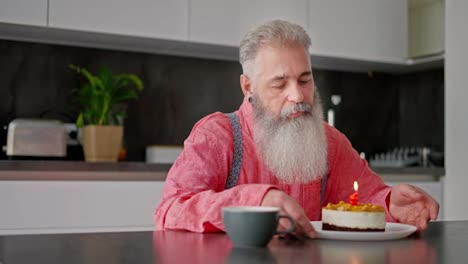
[0,161,445,233]
[0,160,445,182]
[0,160,168,234]
[372,166,445,182]
[0,160,170,181]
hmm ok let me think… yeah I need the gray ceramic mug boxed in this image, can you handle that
[222,206,296,247]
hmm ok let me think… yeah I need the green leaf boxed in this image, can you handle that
[76,113,84,128]
[69,64,106,91]
[70,64,144,126]
[112,90,138,105]
[116,74,144,91]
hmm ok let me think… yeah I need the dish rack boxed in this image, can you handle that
[369,147,421,168]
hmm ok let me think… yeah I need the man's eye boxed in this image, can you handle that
[299,79,310,85]
[272,84,286,89]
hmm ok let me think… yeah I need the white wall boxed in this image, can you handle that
[444,0,468,220]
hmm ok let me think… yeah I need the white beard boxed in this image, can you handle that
[252,93,328,184]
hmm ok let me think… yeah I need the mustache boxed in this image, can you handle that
[280,103,312,118]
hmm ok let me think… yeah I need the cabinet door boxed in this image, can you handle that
[190,0,308,47]
[375,0,408,60]
[0,181,165,234]
[0,0,47,26]
[409,0,445,57]
[49,0,189,41]
[309,0,407,61]
[309,0,377,59]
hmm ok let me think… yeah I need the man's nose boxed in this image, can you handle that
[287,83,304,103]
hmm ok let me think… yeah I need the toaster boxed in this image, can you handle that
[6,119,67,158]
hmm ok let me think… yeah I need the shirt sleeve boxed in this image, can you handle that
[324,126,397,222]
[154,114,277,232]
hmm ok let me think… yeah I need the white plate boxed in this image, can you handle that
[311,221,417,241]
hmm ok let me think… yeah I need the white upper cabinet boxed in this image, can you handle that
[48,0,189,41]
[189,0,241,46]
[375,0,408,60]
[0,0,48,26]
[409,0,445,57]
[0,0,434,71]
[309,0,407,62]
[189,0,308,47]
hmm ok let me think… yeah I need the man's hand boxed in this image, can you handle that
[261,189,316,238]
[389,184,439,230]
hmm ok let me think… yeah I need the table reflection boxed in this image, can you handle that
[318,238,436,264]
[153,231,436,264]
[152,231,232,263]
[226,247,276,263]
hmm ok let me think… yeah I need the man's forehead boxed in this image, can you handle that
[253,48,311,74]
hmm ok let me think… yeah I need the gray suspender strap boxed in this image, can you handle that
[320,172,328,206]
[224,112,328,205]
[225,112,243,189]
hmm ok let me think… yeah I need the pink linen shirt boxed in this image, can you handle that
[154,98,394,232]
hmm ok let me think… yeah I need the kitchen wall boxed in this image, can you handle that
[445,0,468,220]
[0,39,444,161]
[398,68,444,151]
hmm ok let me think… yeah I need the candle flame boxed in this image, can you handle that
[354,181,358,191]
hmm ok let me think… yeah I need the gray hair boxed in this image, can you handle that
[239,20,311,75]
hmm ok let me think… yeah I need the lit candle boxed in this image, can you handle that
[349,181,359,205]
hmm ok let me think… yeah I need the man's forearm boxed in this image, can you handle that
[154,184,277,232]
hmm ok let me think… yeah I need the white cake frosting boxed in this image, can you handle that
[322,209,386,230]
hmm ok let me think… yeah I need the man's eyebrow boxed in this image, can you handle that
[269,75,287,82]
[268,71,312,83]
[299,71,312,78]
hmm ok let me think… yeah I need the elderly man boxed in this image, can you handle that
[154,20,439,237]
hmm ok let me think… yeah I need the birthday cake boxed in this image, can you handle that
[321,201,386,232]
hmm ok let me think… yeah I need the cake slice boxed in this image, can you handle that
[322,201,386,232]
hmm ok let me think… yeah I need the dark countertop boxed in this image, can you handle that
[0,160,444,181]
[0,160,171,181]
[0,221,466,263]
[372,166,445,176]
[0,160,172,172]
[372,166,445,182]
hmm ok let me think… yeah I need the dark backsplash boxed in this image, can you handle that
[317,67,444,156]
[0,39,444,161]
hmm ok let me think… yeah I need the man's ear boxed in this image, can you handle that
[240,74,253,97]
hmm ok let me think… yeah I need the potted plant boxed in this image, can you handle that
[70,64,143,162]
